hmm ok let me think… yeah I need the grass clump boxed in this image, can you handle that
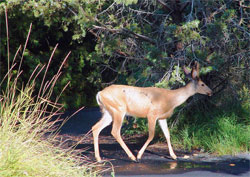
[0,82,96,177]
[172,115,249,155]
[170,91,250,155]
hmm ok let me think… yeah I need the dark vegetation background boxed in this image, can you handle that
[0,0,249,153]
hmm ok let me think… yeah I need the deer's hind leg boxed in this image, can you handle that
[92,109,112,162]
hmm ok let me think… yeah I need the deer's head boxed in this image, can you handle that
[184,62,212,96]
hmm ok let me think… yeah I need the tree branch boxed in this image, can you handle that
[208,4,226,21]
[92,25,156,44]
[121,28,156,44]
[156,0,173,11]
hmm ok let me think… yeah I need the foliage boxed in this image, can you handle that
[122,116,149,135]
[1,0,249,109]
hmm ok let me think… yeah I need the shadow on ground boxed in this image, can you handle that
[57,107,250,176]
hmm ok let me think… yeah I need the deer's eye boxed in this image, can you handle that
[201,84,205,86]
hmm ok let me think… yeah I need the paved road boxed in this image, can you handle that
[115,171,250,177]
[60,107,250,177]
[105,153,250,177]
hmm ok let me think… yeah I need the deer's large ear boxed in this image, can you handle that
[191,62,200,79]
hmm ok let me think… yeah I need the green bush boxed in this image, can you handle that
[1,0,249,109]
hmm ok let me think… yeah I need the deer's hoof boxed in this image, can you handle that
[170,153,177,160]
[129,155,137,162]
[135,158,141,163]
[96,157,102,162]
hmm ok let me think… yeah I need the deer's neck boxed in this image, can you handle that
[173,82,196,107]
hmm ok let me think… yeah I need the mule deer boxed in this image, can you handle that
[92,62,212,162]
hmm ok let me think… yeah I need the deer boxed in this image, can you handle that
[92,62,212,162]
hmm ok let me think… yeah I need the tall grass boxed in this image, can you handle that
[0,81,96,176]
[0,9,98,177]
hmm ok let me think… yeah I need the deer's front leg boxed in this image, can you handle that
[158,119,177,160]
